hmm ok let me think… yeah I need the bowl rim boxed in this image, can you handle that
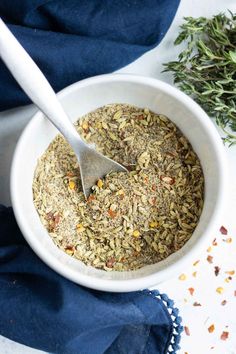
[10,73,228,292]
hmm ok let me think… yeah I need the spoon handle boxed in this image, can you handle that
[0,18,86,152]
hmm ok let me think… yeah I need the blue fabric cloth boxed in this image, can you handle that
[0,206,182,354]
[0,0,180,111]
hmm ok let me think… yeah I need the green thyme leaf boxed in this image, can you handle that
[163,12,236,146]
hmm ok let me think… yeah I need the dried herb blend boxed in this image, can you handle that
[33,104,204,271]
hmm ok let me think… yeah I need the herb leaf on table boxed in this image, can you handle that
[163,12,236,146]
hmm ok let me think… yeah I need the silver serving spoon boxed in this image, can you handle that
[0,18,127,198]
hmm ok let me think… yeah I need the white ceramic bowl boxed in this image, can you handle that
[11,74,227,292]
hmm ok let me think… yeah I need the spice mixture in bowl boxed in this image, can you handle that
[33,103,204,271]
[11,74,227,291]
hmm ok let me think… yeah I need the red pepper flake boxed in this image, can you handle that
[151,184,157,191]
[193,302,201,306]
[137,114,144,120]
[207,255,213,264]
[46,212,60,232]
[87,195,96,203]
[220,226,228,235]
[225,270,235,275]
[193,260,200,266]
[66,171,75,177]
[184,326,190,336]
[220,331,229,341]
[65,246,74,255]
[160,175,175,185]
[221,300,227,306]
[214,266,220,276]
[108,208,117,219]
[212,238,218,246]
[188,287,195,296]
[208,324,215,333]
[106,257,115,268]
[150,197,157,205]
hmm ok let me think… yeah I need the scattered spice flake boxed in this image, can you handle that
[214,266,220,276]
[76,224,85,233]
[221,300,227,306]
[225,270,235,275]
[108,208,117,219]
[68,180,76,190]
[223,237,232,243]
[160,175,175,185]
[220,226,228,235]
[132,230,140,238]
[212,238,218,246]
[234,290,236,297]
[188,287,195,296]
[65,246,74,255]
[208,324,215,333]
[192,271,197,277]
[207,255,213,264]
[179,273,187,281]
[207,246,212,252]
[66,171,75,177]
[220,331,229,341]
[97,179,104,188]
[149,221,158,228]
[216,287,224,294]
[47,212,60,232]
[82,121,89,130]
[87,194,96,203]
[106,257,115,268]
[225,277,231,283]
[184,326,190,336]
[116,189,125,198]
[150,197,157,205]
[193,260,200,266]
[193,302,201,307]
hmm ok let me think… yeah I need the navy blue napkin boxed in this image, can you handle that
[0,206,182,354]
[0,0,180,111]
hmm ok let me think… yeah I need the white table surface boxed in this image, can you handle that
[0,0,236,353]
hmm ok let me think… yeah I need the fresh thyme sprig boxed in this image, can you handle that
[163,12,236,146]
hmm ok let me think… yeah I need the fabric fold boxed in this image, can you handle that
[0,0,180,111]
[0,206,182,353]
